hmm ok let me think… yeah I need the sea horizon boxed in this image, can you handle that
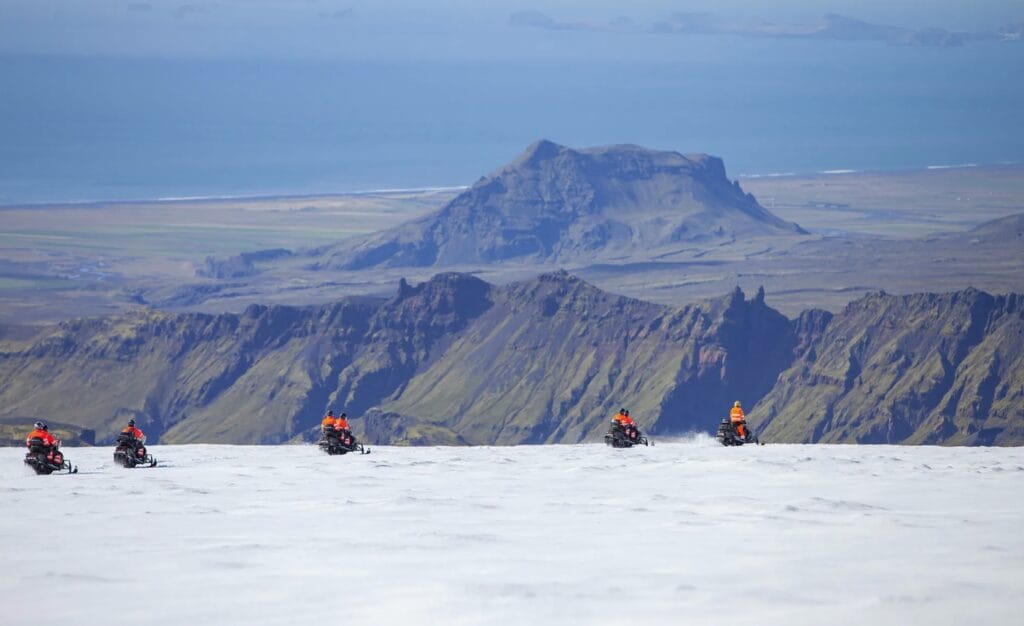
[1,161,1020,209]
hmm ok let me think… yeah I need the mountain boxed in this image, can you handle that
[366,275,795,444]
[0,273,795,445]
[954,211,1024,245]
[315,141,805,270]
[1,273,1020,446]
[750,289,1024,445]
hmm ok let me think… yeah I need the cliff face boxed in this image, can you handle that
[375,277,796,444]
[750,290,1024,445]
[0,273,796,445]
[2,274,1021,446]
[318,141,804,270]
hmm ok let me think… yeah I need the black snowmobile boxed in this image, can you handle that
[318,426,370,455]
[604,423,649,448]
[24,437,77,475]
[113,433,157,468]
[716,419,760,446]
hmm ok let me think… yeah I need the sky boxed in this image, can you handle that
[0,0,1020,60]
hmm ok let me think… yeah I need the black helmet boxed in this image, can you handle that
[128,419,136,427]
[34,420,45,430]
[327,410,334,416]
[624,410,629,416]
[340,413,347,418]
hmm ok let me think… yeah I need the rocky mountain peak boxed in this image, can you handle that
[509,138,570,168]
[326,141,806,270]
[389,273,493,323]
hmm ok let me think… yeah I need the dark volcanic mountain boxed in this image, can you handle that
[316,140,805,270]
[1,273,1020,446]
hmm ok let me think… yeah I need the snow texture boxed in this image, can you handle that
[2,438,1022,625]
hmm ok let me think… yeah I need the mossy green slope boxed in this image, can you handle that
[381,275,795,444]
[750,289,1024,444]
[2,274,1020,445]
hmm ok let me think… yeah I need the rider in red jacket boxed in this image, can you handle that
[26,421,57,448]
[122,419,144,440]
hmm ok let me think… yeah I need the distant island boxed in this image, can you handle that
[510,11,1024,48]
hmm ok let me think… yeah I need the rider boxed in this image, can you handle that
[333,412,350,433]
[120,418,147,458]
[122,419,144,441]
[612,409,639,441]
[26,421,57,450]
[730,401,747,439]
[321,410,353,446]
[321,410,337,432]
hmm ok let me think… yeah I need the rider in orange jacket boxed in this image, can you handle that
[730,401,747,439]
[612,408,635,427]
[612,408,640,441]
[321,410,337,431]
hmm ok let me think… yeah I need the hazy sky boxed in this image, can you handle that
[1,0,1020,59]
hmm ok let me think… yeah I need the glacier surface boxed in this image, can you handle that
[2,438,1022,625]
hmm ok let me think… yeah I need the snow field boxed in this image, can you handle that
[1,440,1022,625]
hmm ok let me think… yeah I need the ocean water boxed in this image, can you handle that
[1,36,1022,204]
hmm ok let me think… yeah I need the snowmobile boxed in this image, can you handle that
[113,433,157,468]
[24,437,77,475]
[716,419,760,446]
[318,426,370,455]
[604,423,649,448]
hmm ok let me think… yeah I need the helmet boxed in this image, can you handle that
[327,410,334,416]
[734,401,742,408]
[340,413,347,418]
[128,419,136,427]
[34,420,45,430]
[624,410,629,416]
[619,408,626,413]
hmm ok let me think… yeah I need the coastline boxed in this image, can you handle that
[0,184,470,211]
[3,163,1022,210]
[736,160,1020,180]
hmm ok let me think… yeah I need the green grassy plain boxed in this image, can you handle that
[742,165,1024,236]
